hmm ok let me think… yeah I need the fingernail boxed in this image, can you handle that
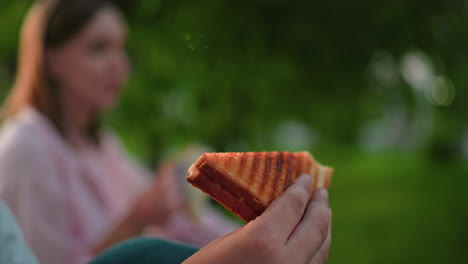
[313,188,328,203]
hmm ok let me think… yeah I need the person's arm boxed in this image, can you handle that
[93,162,183,255]
[88,133,184,255]
[0,136,91,264]
[183,174,332,264]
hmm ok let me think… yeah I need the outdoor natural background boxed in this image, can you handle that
[1,0,467,263]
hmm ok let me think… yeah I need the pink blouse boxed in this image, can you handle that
[0,107,237,264]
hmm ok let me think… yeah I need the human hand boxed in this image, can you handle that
[183,174,332,264]
[130,162,184,227]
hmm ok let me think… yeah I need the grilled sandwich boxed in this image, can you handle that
[187,151,333,222]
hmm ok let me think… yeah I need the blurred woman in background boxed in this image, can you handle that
[0,0,235,263]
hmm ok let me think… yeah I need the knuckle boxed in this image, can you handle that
[284,191,307,215]
[248,232,277,255]
[315,208,330,242]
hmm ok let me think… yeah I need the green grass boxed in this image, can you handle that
[321,149,468,263]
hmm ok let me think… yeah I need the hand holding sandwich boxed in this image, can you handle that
[183,174,332,264]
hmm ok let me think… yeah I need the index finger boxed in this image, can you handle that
[287,188,331,260]
[252,174,312,243]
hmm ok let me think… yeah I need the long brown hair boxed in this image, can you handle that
[2,0,118,144]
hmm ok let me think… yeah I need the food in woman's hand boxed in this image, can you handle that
[187,151,333,222]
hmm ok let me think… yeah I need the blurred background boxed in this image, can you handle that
[1,0,467,263]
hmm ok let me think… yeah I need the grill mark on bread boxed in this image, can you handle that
[276,151,290,198]
[247,152,260,185]
[276,152,283,173]
[286,153,293,187]
[272,152,283,199]
[238,152,247,181]
[259,152,272,197]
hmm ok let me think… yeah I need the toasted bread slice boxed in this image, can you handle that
[187,151,333,222]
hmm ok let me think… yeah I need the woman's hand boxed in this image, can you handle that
[130,162,183,227]
[183,174,332,264]
[94,163,184,255]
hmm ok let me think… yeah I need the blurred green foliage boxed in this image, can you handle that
[1,0,467,263]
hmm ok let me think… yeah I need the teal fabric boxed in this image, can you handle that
[90,237,198,264]
[0,201,39,264]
